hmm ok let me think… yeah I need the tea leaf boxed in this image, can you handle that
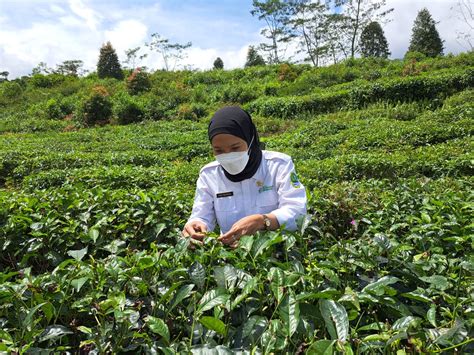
[71,277,89,292]
[189,261,206,289]
[146,316,170,343]
[198,288,230,314]
[278,291,300,337]
[306,340,336,354]
[319,299,349,341]
[67,247,88,261]
[169,284,195,312]
[39,325,73,342]
[199,316,227,336]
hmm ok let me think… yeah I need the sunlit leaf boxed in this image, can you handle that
[278,291,300,337]
[67,247,88,261]
[189,261,206,289]
[146,316,170,343]
[319,299,349,342]
[306,340,335,354]
[71,277,89,292]
[198,288,230,314]
[169,284,195,312]
[39,325,73,342]
[199,316,227,336]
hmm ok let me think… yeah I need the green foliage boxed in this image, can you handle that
[0,52,473,353]
[113,92,145,125]
[213,57,224,70]
[97,41,124,80]
[0,81,24,102]
[248,67,474,117]
[77,86,113,126]
[245,45,266,67]
[29,74,65,88]
[126,68,151,95]
[360,21,390,58]
[408,8,444,58]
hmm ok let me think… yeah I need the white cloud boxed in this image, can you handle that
[50,4,67,15]
[104,20,148,56]
[68,0,101,31]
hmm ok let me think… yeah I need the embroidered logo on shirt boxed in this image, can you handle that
[216,191,234,198]
[256,180,264,187]
[290,171,301,188]
[258,185,274,193]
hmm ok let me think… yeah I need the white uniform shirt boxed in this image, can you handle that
[188,150,307,234]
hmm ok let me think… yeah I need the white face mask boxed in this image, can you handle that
[216,137,253,175]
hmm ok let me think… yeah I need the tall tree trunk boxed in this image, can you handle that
[350,0,362,58]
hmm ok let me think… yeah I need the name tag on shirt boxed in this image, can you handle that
[216,191,233,198]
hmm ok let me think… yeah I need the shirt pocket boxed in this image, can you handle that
[214,196,236,212]
[214,196,238,233]
[256,191,279,213]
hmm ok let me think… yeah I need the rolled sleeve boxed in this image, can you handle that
[271,159,307,231]
[187,173,216,232]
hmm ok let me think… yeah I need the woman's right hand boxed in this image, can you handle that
[182,220,208,247]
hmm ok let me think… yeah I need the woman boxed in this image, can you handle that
[182,106,307,247]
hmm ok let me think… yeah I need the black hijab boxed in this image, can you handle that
[208,106,263,182]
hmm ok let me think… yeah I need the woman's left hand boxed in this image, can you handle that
[218,214,264,248]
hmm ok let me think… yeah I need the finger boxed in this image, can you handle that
[218,227,238,241]
[183,224,195,237]
[190,232,205,241]
[230,241,239,249]
[220,232,240,246]
[196,223,208,233]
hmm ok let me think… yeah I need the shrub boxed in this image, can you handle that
[143,97,170,121]
[77,86,113,126]
[126,68,151,95]
[176,103,208,120]
[278,63,298,82]
[29,74,64,88]
[404,51,427,62]
[0,81,23,100]
[45,99,64,120]
[114,93,145,125]
[264,83,279,96]
[221,83,259,104]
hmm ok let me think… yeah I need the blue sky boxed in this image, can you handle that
[0,0,471,78]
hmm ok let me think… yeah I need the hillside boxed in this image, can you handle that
[0,53,473,353]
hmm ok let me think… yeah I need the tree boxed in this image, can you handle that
[146,33,192,71]
[97,42,124,80]
[408,8,444,57]
[360,21,390,58]
[251,0,292,64]
[331,0,393,59]
[245,46,266,67]
[55,60,84,76]
[31,62,52,75]
[123,47,148,70]
[323,13,349,64]
[285,0,330,66]
[452,0,473,50]
[0,71,9,82]
[213,57,224,70]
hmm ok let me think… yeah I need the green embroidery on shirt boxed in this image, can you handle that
[290,171,301,188]
[258,185,274,193]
